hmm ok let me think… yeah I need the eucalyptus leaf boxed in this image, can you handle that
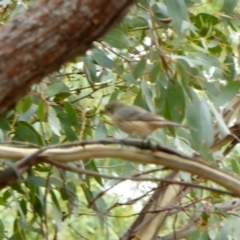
[133,59,146,79]
[222,0,238,14]
[95,123,107,140]
[214,81,240,107]
[48,106,61,136]
[104,28,129,49]
[166,81,185,123]
[222,54,235,81]
[52,204,62,230]
[0,0,12,5]
[14,121,43,145]
[163,0,188,33]
[92,48,115,69]
[45,82,69,97]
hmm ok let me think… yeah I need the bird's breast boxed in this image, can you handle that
[113,119,157,137]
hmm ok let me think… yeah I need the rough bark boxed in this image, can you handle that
[0,0,136,115]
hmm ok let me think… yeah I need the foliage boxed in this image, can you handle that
[1,0,240,239]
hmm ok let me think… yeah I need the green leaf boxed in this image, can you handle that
[3,190,11,202]
[125,16,148,30]
[163,0,188,33]
[95,123,107,140]
[186,91,214,149]
[150,64,161,83]
[63,125,78,141]
[192,13,219,29]
[51,190,61,210]
[26,177,63,197]
[207,216,219,239]
[165,81,185,123]
[16,96,32,113]
[84,55,97,84]
[214,81,240,107]
[92,48,115,69]
[18,104,38,121]
[0,196,5,206]
[141,80,153,111]
[104,29,129,49]
[210,102,230,137]
[222,0,238,14]
[45,82,69,97]
[19,220,41,234]
[199,96,214,147]
[50,177,64,187]
[93,191,106,223]
[223,54,235,81]
[231,158,240,175]
[233,218,240,240]
[180,52,220,67]
[12,219,26,240]
[86,160,103,186]
[52,105,71,126]
[10,184,25,195]
[52,204,62,230]
[60,182,77,200]
[81,183,93,203]
[34,164,51,172]
[14,121,43,145]
[0,118,10,131]
[215,218,233,240]
[133,59,146,79]
[176,60,192,97]
[63,102,78,127]
[37,100,46,121]
[0,0,12,5]
[26,176,49,187]
[122,74,138,84]
[19,199,27,216]
[0,219,4,239]
[134,91,148,110]
[187,229,209,240]
[48,106,61,136]
[54,92,71,101]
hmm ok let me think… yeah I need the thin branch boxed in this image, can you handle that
[42,157,237,196]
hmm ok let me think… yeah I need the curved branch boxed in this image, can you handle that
[0,139,240,196]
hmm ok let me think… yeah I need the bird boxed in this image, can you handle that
[101,100,187,137]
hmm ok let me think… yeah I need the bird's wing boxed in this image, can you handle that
[136,111,167,122]
[138,112,186,127]
[116,106,186,128]
[117,106,165,122]
[116,105,148,120]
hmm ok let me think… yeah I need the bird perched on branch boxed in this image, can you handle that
[101,100,187,137]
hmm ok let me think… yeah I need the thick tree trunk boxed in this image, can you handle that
[0,0,136,115]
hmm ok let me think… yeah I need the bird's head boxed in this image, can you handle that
[101,101,126,117]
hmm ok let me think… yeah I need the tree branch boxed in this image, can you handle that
[0,139,240,196]
[0,0,136,114]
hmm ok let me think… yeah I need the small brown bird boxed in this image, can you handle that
[102,101,186,137]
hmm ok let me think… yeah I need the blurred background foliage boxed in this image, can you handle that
[1,0,240,239]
